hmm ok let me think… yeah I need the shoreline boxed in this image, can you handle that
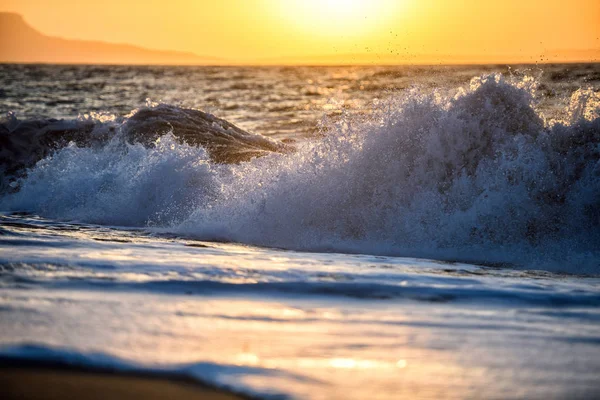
[1,358,252,400]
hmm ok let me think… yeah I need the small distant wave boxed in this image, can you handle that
[2,74,600,273]
[5,276,599,307]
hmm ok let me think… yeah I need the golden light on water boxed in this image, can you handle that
[234,353,409,370]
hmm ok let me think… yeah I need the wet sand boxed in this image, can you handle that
[1,361,248,400]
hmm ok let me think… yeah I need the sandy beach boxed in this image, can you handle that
[1,361,248,400]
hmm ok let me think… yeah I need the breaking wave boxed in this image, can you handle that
[2,74,600,273]
[0,103,287,191]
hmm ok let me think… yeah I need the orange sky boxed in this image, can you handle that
[1,0,599,64]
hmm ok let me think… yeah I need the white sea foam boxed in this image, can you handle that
[178,74,600,272]
[2,74,599,272]
[1,134,220,226]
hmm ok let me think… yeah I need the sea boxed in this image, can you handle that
[1,63,600,399]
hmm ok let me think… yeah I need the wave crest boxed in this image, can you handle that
[178,74,600,272]
[0,104,288,192]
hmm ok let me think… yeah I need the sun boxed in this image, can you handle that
[278,0,399,39]
[319,0,371,18]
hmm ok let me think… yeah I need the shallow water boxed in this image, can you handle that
[1,64,600,398]
[1,212,599,399]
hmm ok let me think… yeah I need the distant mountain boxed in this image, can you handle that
[0,13,221,65]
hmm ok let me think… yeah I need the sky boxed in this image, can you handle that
[1,0,599,64]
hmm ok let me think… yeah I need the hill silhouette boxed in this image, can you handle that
[0,13,221,65]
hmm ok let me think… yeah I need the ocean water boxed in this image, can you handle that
[1,63,600,399]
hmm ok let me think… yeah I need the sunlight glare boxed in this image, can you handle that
[279,0,400,39]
